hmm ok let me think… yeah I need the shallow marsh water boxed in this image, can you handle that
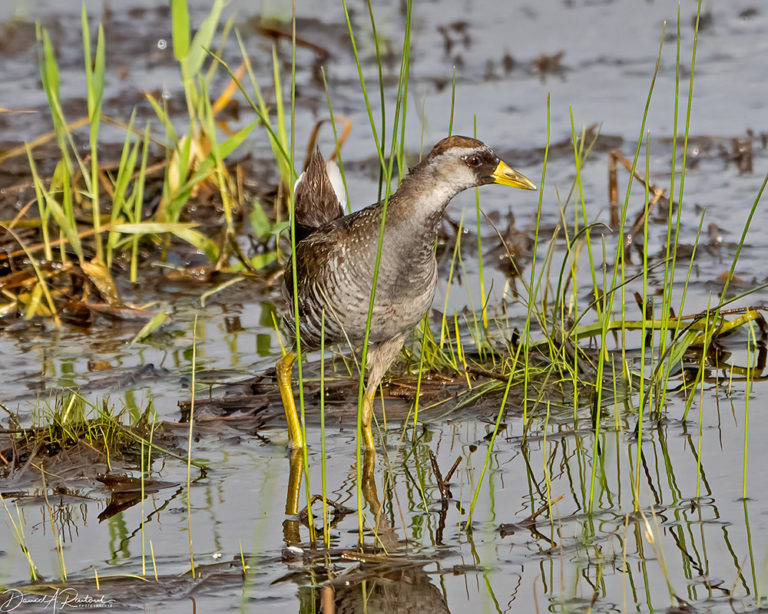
[1,0,768,612]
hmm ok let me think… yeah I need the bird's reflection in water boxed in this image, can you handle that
[298,565,451,614]
[283,448,305,544]
[281,448,448,613]
[282,449,396,548]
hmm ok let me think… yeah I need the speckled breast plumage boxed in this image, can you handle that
[282,200,438,352]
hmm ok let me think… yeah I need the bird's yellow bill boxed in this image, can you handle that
[492,160,537,190]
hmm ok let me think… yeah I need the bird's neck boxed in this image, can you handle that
[387,161,464,235]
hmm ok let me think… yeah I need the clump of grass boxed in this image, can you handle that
[1,1,288,327]
[2,392,155,471]
[0,390,203,483]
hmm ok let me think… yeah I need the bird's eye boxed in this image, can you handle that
[466,155,481,167]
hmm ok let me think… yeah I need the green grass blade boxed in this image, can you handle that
[171,0,190,62]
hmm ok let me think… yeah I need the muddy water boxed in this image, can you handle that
[1,0,768,612]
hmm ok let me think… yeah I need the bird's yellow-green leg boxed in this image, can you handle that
[360,334,406,453]
[277,352,304,448]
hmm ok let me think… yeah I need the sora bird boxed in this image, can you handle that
[277,135,536,451]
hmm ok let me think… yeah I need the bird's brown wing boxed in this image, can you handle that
[293,148,344,241]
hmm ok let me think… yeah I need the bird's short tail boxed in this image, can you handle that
[292,148,345,241]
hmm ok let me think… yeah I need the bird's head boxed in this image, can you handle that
[424,135,537,193]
